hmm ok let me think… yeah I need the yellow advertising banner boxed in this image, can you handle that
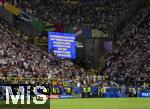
[62,0,79,5]
[4,2,20,16]
[92,29,108,38]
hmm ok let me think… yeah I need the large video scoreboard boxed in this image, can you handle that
[48,32,76,59]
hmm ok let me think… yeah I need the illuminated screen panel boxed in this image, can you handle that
[48,32,76,59]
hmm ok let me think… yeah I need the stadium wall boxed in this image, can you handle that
[85,38,106,69]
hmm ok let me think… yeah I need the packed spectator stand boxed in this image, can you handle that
[0,0,149,98]
[18,0,135,33]
[101,7,150,86]
[0,19,86,83]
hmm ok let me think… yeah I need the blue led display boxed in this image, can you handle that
[48,32,76,59]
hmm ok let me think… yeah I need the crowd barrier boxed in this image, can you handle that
[0,85,149,100]
[138,88,150,98]
[49,95,74,99]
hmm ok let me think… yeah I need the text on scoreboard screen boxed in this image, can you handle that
[48,32,76,59]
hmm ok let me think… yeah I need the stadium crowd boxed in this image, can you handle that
[0,0,149,98]
[0,19,86,84]
[0,19,120,98]
[102,7,150,86]
[18,0,135,33]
